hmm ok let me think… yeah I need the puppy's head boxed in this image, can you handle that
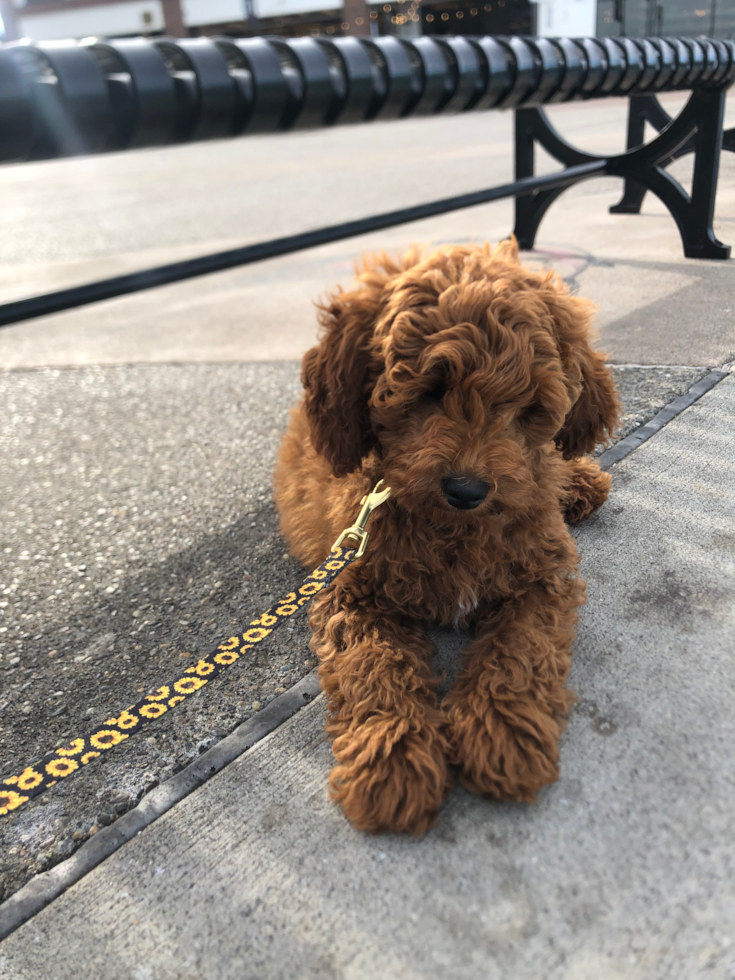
[302,241,618,521]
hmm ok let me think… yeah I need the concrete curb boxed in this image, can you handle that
[598,368,728,471]
[0,671,322,943]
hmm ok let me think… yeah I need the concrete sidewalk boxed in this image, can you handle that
[0,362,714,908]
[0,93,733,369]
[1,372,733,980]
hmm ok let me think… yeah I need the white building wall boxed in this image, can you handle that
[534,0,596,36]
[254,0,339,16]
[17,1,164,40]
[181,0,246,26]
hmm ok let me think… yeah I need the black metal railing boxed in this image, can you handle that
[0,34,733,327]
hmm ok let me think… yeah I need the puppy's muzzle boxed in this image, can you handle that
[441,476,490,511]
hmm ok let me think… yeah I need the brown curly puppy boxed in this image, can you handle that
[274,239,619,836]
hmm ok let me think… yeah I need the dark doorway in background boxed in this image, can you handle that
[421,0,532,36]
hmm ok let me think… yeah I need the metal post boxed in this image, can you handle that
[513,110,537,250]
[686,88,729,258]
[161,0,186,37]
[0,0,19,41]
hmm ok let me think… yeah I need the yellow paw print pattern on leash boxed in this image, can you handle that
[0,545,359,816]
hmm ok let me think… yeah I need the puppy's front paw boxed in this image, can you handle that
[563,457,612,525]
[447,698,561,804]
[329,716,450,836]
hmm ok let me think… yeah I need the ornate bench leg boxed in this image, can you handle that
[612,89,729,259]
[514,108,539,249]
[513,108,577,250]
[682,89,730,259]
[609,97,649,214]
[611,93,734,219]
[513,92,730,260]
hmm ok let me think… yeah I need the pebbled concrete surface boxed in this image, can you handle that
[0,364,311,903]
[0,361,708,903]
[0,361,716,905]
[1,373,733,979]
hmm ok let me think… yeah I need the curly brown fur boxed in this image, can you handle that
[562,455,613,525]
[274,239,620,835]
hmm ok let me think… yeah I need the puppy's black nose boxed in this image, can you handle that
[441,476,490,510]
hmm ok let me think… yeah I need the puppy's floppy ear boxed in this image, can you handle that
[546,291,620,458]
[301,281,384,478]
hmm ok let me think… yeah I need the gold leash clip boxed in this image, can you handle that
[331,480,392,559]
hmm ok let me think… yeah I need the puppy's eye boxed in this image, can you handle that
[424,383,447,403]
[522,403,543,422]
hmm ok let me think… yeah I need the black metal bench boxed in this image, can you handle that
[0,34,733,327]
[612,89,735,214]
